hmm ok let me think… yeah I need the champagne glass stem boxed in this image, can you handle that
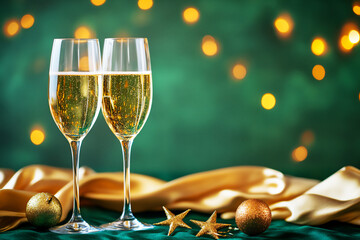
[120,139,135,220]
[69,140,84,223]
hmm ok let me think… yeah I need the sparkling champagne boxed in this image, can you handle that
[49,73,101,141]
[102,72,152,140]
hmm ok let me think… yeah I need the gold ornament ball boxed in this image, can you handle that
[26,192,62,228]
[235,199,272,236]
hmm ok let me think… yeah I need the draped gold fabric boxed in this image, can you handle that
[0,165,359,232]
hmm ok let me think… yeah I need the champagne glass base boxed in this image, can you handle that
[49,221,103,234]
[100,218,153,231]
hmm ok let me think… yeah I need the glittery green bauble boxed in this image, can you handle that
[26,192,62,228]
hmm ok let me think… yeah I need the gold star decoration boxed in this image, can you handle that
[191,211,231,239]
[154,206,192,235]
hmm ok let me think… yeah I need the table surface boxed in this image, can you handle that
[1,207,359,240]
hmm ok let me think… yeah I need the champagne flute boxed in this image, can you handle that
[100,38,153,231]
[48,39,102,234]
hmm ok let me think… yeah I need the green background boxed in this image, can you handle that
[1,0,360,180]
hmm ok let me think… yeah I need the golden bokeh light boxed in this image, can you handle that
[274,13,294,38]
[292,146,308,162]
[275,19,289,33]
[74,26,94,38]
[261,93,276,110]
[91,0,106,6]
[115,30,129,38]
[353,2,360,15]
[32,57,46,73]
[301,130,315,146]
[183,7,200,24]
[338,22,359,53]
[311,37,327,56]
[349,30,360,44]
[79,56,89,71]
[202,35,218,56]
[340,35,354,51]
[138,0,153,10]
[30,129,45,145]
[20,14,35,29]
[232,63,247,80]
[3,19,20,37]
[312,64,325,81]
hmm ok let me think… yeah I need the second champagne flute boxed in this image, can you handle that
[100,38,153,231]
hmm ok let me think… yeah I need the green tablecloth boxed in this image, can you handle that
[1,207,359,239]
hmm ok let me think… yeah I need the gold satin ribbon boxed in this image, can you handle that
[0,165,359,232]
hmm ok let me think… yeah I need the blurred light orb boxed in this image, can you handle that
[79,56,89,71]
[74,26,94,38]
[183,7,200,24]
[348,30,360,44]
[301,130,315,146]
[116,30,129,38]
[339,22,358,53]
[33,58,46,74]
[312,65,325,81]
[340,35,354,51]
[202,35,218,56]
[274,13,293,38]
[91,0,106,6]
[138,0,153,10]
[292,146,308,162]
[30,129,45,145]
[232,63,247,80]
[275,18,289,33]
[3,19,20,37]
[20,14,35,29]
[353,3,360,15]
[311,37,327,56]
[261,93,276,110]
